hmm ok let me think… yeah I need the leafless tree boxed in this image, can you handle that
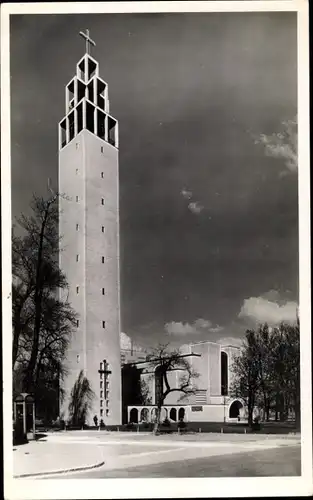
[145,344,199,433]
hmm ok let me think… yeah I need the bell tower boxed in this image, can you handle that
[58,31,121,425]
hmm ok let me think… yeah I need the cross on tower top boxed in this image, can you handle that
[79,29,96,55]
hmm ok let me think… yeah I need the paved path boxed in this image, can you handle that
[13,431,301,479]
[58,445,301,478]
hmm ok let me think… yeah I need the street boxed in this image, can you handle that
[51,444,300,478]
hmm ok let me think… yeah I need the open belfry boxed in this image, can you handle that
[58,31,121,425]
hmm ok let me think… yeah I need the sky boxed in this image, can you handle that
[10,12,298,349]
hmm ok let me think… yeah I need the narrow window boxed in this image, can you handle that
[76,223,79,231]
[76,143,79,150]
[76,286,79,294]
[106,409,109,416]
[76,254,79,262]
[100,381,103,389]
[101,172,104,178]
[100,409,103,417]
[101,198,105,205]
[100,400,103,407]
[101,146,104,153]
[102,226,105,233]
[102,288,105,295]
[100,362,103,371]
[102,321,106,329]
[100,390,103,399]
[76,195,79,202]
[76,354,80,363]
[102,256,105,263]
[77,319,80,327]
[76,168,79,175]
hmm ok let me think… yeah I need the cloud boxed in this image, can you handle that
[238,292,298,325]
[217,337,243,348]
[165,318,223,337]
[120,331,132,349]
[181,188,193,200]
[255,118,298,174]
[188,201,204,214]
[181,188,204,214]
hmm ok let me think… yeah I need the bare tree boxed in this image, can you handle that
[12,192,77,420]
[145,344,199,433]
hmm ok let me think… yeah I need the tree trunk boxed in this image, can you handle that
[24,209,48,392]
[153,406,162,434]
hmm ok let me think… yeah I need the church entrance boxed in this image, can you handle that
[229,400,243,419]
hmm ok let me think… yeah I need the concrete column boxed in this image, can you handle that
[83,100,86,130]
[105,115,108,142]
[94,108,97,136]
[105,87,110,113]
[74,109,78,137]
[115,121,119,149]
[74,78,78,106]
[66,117,70,144]
[94,77,98,107]
[23,401,26,436]
[58,124,62,150]
[32,403,36,438]
[65,86,69,114]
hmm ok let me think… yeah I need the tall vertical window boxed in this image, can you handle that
[101,226,105,233]
[76,223,79,231]
[101,198,105,205]
[76,195,79,202]
[77,319,80,327]
[76,254,79,262]
[102,321,106,329]
[76,168,79,174]
[101,172,104,178]
[102,288,105,295]
[155,366,163,406]
[221,352,228,396]
[102,256,105,263]
[101,146,104,153]
[76,286,79,294]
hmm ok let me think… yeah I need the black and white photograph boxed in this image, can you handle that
[2,1,311,498]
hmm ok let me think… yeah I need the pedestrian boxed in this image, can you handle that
[93,415,98,428]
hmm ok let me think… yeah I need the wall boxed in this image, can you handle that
[59,129,121,425]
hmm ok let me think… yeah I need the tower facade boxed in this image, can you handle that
[58,46,121,425]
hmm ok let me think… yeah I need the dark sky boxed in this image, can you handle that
[10,12,298,348]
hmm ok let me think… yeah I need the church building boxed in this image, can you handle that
[57,32,244,428]
[58,31,121,425]
[125,341,245,424]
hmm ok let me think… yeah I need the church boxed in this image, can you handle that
[58,32,244,427]
[122,341,245,425]
[58,31,121,425]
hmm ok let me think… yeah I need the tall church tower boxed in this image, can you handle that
[58,31,121,425]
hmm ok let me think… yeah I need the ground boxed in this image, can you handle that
[59,445,300,478]
[13,430,301,479]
